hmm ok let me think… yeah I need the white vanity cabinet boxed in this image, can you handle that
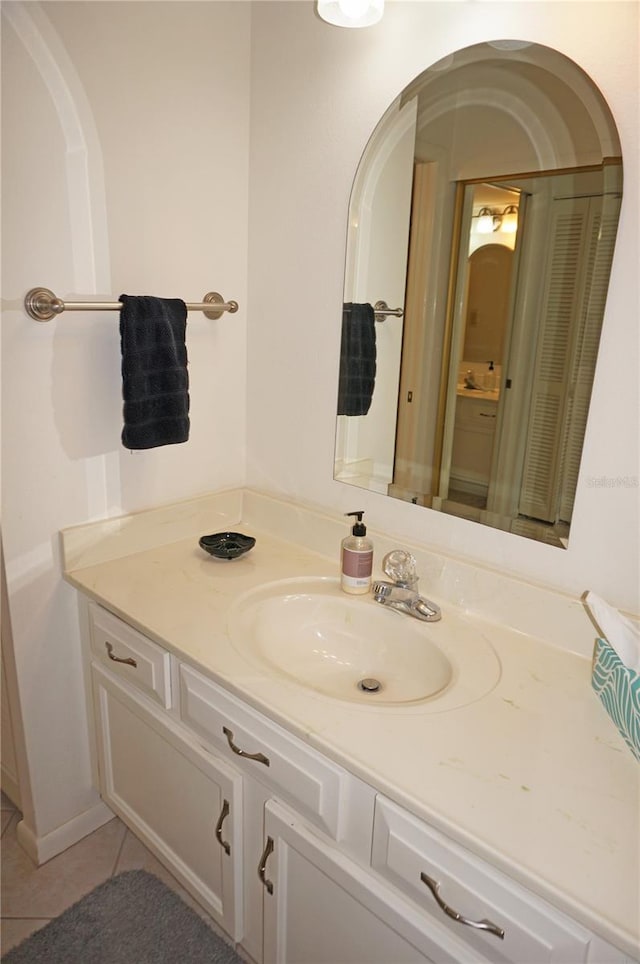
[176,661,379,963]
[450,394,498,494]
[82,601,635,964]
[87,608,243,938]
[177,664,493,964]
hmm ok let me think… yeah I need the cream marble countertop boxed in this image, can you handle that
[62,492,639,959]
[456,386,500,402]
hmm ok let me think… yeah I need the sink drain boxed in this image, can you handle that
[357,677,383,694]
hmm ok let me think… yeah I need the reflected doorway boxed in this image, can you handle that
[442,183,520,511]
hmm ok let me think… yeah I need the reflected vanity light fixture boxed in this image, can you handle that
[501,204,519,233]
[474,205,519,234]
[475,207,499,233]
[317,0,384,28]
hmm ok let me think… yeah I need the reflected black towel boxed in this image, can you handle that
[337,302,377,416]
[119,295,190,450]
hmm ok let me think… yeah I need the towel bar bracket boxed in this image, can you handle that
[202,291,239,320]
[25,287,64,322]
[373,300,404,322]
[24,287,239,322]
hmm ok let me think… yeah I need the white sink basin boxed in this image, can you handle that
[228,577,500,707]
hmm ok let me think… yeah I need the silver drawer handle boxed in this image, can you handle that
[105,641,137,668]
[420,872,505,940]
[215,799,231,855]
[222,726,270,767]
[258,836,274,894]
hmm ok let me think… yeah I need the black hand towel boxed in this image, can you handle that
[337,302,377,416]
[119,294,190,450]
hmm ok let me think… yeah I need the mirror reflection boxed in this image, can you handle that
[334,41,622,547]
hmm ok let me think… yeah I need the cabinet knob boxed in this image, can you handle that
[420,872,505,940]
[222,725,270,767]
[215,799,231,855]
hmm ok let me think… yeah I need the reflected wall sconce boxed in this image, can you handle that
[501,204,519,233]
[474,204,519,234]
[475,207,499,233]
[317,0,384,28]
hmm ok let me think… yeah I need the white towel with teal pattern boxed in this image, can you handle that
[584,591,640,672]
[584,592,640,760]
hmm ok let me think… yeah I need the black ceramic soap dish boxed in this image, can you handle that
[199,532,256,560]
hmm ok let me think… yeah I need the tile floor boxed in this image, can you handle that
[0,790,234,959]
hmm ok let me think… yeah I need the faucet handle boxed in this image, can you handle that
[382,550,418,588]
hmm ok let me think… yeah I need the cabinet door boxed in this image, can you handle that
[92,665,242,940]
[261,801,488,964]
[450,398,498,491]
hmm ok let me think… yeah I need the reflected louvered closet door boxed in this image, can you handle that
[557,196,621,522]
[518,195,618,524]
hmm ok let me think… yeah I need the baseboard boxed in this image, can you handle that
[16,799,115,865]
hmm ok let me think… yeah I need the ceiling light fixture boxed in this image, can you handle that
[317,0,384,28]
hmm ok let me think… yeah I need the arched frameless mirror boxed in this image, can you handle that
[334,40,623,548]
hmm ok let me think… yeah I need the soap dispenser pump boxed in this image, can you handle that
[341,511,374,595]
[485,359,496,391]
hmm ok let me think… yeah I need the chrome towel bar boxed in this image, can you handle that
[24,287,239,322]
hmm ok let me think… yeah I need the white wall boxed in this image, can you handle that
[247,0,639,615]
[1,1,250,844]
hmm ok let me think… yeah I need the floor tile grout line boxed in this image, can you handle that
[1,814,130,930]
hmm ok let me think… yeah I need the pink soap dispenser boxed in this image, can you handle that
[340,511,374,595]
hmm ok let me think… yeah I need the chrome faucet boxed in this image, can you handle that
[372,550,441,622]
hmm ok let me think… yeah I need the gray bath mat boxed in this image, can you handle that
[2,869,243,964]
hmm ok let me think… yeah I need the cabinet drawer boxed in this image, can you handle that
[89,604,172,708]
[455,396,499,431]
[372,796,591,963]
[179,664,348,839]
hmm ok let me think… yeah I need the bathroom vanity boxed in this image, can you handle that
[450,390,500,497]
[61,489,639,964]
